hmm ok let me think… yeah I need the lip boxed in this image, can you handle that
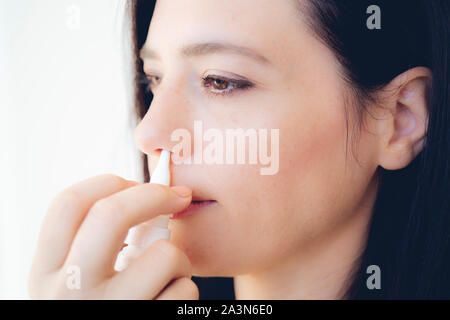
[170,200,218,220]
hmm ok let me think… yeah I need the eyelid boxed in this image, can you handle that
[143,69,252,85]
[202,70,252,82]
[202,70,255,90]
[202,74,253,88]
[143,70,162,80]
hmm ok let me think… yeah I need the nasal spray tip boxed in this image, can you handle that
[150,149,171,186]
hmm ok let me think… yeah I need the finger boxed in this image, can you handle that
[155,277,199,300]
[104,240,192,299]
[65,184,192,280]
[31,174,139,275]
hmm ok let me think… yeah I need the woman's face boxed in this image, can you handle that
[135,0,379,276]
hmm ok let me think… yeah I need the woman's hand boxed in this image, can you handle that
[28,174,199,300]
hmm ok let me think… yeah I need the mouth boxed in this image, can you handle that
[170,198,218,220]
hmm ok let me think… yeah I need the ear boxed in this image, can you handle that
[376,67,432,170]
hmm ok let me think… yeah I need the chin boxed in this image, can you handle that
[169,231,239,277]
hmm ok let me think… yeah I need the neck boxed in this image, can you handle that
[234,182,377,300]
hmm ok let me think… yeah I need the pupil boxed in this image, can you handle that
[214,79,227,90]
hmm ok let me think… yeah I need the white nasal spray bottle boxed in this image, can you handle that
[115,149,172,271]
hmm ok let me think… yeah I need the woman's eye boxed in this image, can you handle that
[144,75,161,92]
[143,73,253,98]
[202,75,253,97]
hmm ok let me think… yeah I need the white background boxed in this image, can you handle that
[0,0,142,298]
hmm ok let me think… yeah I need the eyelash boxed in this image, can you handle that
[201,75,253,97]
[143,74,253,98]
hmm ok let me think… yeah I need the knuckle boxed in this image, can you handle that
[98,174,128,189]
[89,197,123,226]
[150,183,171,199]
[48,189,81,216]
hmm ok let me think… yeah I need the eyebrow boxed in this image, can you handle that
[139,42,272,66]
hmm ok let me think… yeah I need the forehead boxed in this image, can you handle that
[146,0,305,63]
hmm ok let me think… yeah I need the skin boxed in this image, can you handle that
[29,0,431,299]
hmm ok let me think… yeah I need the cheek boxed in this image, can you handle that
[257,109,348,243]
[217,91,352,271]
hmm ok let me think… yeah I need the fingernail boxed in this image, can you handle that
[171,186,192,198]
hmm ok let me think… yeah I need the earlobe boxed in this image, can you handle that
[377,67,431,170]
[412,137,426,159]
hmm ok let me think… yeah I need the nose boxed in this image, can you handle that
[133,83,192,161]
